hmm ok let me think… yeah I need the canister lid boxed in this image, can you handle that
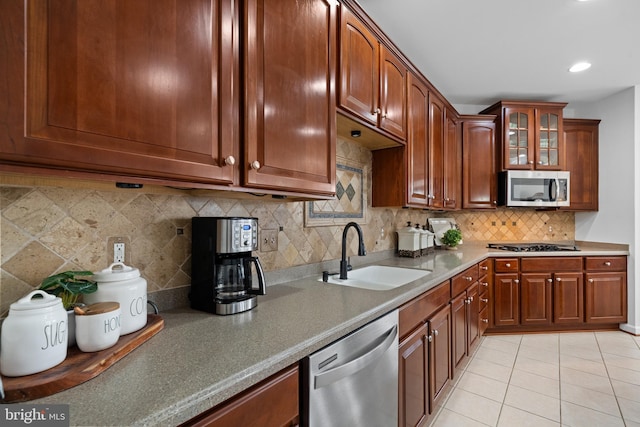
[93,262,141,282]
[10,290,63,311]
[74,302,120,315]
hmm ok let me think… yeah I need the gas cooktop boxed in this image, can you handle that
[487,243,580,252]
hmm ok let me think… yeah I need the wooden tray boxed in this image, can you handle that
[1,314,164,403]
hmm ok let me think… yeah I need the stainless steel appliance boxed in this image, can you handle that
[499,170,570,207]
[191,217,266,315]
[487,242,580,252]
[302,310,398,426]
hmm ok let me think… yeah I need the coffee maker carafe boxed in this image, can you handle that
[191,217,266,315]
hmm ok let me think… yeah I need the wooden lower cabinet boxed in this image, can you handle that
[398,282,452,427]
[520,273,552,325]
[399,325,429,427]
[586,272,627,323]
[182,365,299,427]
[489,256,627,333]
[451,283,479,372]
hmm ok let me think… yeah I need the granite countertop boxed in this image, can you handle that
[29,241,628,426]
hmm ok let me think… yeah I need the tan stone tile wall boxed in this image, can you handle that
[0,139,574,315]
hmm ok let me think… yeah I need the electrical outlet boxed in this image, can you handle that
[261,229,278,252]
[114,243,125,263]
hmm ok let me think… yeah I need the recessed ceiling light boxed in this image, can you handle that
[569,62,592,72]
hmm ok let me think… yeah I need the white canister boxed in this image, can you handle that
[85,263,147,335]
[75,302,121,352]
[0,290,68,377]
[397,222,421,258]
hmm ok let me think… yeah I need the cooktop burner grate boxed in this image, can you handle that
[487,243,580,252]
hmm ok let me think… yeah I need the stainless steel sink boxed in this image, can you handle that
[319,265,431,291]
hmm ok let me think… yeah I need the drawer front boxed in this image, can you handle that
[478,259,491,277]
[398,281,449,339]
[521,257,582,272]
[451,264,479,297]
[494,258,519,273]
[478,292,489,312]
[479,305,489,335]
[585,256,626,272]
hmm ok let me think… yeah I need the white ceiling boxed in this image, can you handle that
[356,0,640,108]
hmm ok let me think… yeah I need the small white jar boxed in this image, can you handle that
[75,302,121,352]
[85,263,147,335]
[0,290,68,377]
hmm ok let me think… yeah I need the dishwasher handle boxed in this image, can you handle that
[314,324,398,389]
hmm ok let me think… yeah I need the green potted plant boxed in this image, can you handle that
[441,228,462,250]
[38,271,98,347]
[38,271,98,310]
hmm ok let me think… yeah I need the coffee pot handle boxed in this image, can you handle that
[246,257,266,295]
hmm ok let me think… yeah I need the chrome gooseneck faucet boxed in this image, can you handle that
[339,222,366,279]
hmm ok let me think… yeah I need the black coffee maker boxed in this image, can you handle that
[191,217,266,315]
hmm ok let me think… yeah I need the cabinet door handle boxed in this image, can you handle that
[549,278,555,282]
[465,276,473,281]
[481,319,488,324]
[538,161,543,165]
[481,266,488,271]
[427,334,433,343]
[224,155,236,166]
[514,279,520,284]
[492,200,497,205]
[589,278,594,283]
[480,298,488,303]
[605,261,611,266]
[505,263,511,268]
[250,160,261,170]
[555,278,561,282]
[528,160,534,164]
[481,282,488,287]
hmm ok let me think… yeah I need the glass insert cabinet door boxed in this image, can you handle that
[537,111,560,166]
[508,111,530,166]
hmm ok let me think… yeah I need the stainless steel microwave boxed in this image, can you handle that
[499,170,570,207]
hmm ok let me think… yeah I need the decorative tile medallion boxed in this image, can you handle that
[304,163,367,227]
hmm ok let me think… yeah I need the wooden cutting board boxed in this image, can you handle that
[1,314,164,403]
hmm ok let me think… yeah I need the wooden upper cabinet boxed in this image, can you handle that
[243,0,337,196]
[428,95,445,208]
[4,0,239,185]
[339,6,407,142]
[443,109,460,210]
[339,6,379,127]
[481,101,567,171]
[461,116,497,209]
[563,119,600,211]
[379,46,408,140]
[406,73,430,207]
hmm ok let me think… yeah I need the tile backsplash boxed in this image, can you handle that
[0,139,574,315]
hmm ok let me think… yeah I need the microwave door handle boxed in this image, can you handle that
[549,179,558,201]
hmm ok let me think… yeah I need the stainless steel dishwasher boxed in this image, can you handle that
[302,310,399,426]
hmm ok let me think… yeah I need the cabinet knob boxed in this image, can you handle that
[480,298,488,303]
[373,108,381,115]
[481,318,489,324]
[445,197,450,202]
[250,160,261,170]
[481,282,488,287]
[604,261,611,266]
[538,161,543,165]
[505,263,511,268]
[224,155,236,166]
[433,329,439,337]
[549,278,555,282]
[492,201,497,205]
[528,160,534,164]
[382,113,387,119]
[514,279,520,284]
[556,278,561,282]
[481,266,488,271]
[589,278,594,283]
[465,276,473,282]
[427,334,433,343]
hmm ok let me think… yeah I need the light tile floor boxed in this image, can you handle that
[432,331,640,427]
